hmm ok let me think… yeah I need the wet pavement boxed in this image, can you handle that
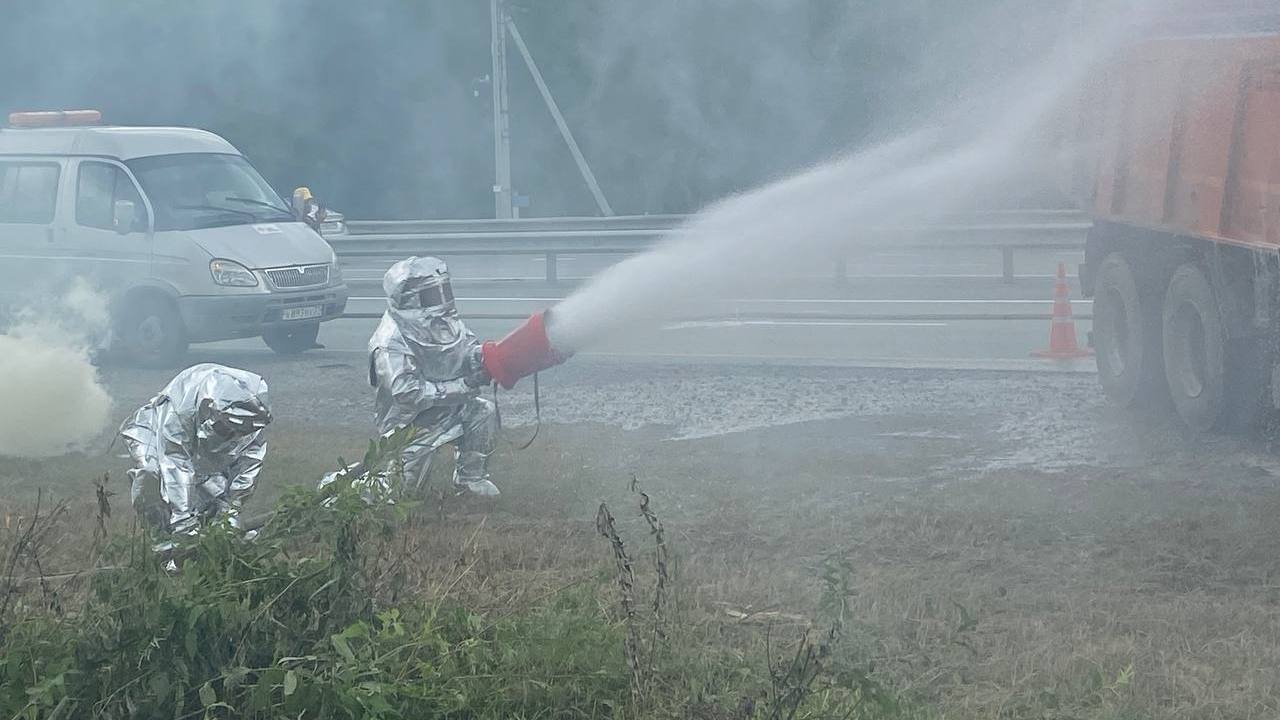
[93,349,1280,491]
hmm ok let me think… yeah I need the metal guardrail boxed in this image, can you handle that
[339,310,1092,322]
[339,295,1092,323]
[345,214,688,235]
[332,210,1091,284]
[341,209,1086,235]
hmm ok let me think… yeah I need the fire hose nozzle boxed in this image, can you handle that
[482,310,571,390]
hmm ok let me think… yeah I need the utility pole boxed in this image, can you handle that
[490,0,513,219]
[507,17,614,216]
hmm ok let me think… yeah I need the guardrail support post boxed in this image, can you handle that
[1001,247,1015,284]
[546,252,558,283]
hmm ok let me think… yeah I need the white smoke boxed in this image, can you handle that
[0,278,113,458]
[547,7,1149,352]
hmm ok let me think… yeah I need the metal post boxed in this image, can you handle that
[1002,247,1015,284]
[506,17,615,216]
[490,0,513,219]
[545,252,558,283]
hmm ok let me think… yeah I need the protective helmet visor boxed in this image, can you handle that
[204,399,272,438]
[393,276,455,315]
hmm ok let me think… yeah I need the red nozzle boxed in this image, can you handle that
[482,310,570,389]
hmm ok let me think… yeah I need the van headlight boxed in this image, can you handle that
[210,259,259,287]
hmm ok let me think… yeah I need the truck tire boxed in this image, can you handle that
[119,295,189,368]
[1161,263,1226,432]
[263,323,320,355]
[1093,252,1159,406]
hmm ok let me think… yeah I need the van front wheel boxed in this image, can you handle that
[120,296,189,368]
[263,323,320,355]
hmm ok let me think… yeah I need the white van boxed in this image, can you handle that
[0,110,348,365]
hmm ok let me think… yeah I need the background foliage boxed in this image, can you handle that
[2,1,1074,218]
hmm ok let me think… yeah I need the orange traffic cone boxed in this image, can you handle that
[1032,262,1093,359]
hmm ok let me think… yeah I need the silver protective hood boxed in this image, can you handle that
[374,256,479,391]
[119,363,270,535]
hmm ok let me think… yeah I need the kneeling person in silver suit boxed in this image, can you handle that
[119,363,271,536]
[369,256,498,497]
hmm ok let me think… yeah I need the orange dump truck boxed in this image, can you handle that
[1081,11,1280,430]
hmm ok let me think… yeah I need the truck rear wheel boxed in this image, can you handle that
[1093,252,1159,406]
[1161,263,1226,432]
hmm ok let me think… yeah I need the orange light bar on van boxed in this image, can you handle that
[7,110,103,128]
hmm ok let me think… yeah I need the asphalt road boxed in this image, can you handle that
[236,244,1096,372]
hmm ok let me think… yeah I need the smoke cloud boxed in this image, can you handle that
[0,279,112,459]
[3,1,1093,218]
[547,4,1160,351]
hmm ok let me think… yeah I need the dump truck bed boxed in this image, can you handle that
[1092,31,1280,250]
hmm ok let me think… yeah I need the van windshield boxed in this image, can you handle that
[126,153,294,231]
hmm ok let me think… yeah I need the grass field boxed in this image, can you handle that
[3,364,1280,717]
[2,353,1280,717]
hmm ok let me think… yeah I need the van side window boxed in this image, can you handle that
[77,162,144,231]
[0,162,60,224]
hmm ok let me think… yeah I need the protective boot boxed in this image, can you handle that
[453,397,498,496]
[453,449,499,496]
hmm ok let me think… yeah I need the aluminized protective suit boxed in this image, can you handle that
[368,256,498,497]
[119,364,271,535]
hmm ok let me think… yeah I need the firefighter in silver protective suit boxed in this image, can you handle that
[118,364,271,536]
[368,256,499,497]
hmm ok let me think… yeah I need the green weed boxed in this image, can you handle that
[0,438,922,719]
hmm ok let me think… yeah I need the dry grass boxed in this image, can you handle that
[830,468,1280,719]
[4,415,1280,718]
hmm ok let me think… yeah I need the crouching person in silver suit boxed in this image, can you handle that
[368,256,498,497]
[118,363,271,537]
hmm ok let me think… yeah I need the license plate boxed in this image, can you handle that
[281,305,323,321]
